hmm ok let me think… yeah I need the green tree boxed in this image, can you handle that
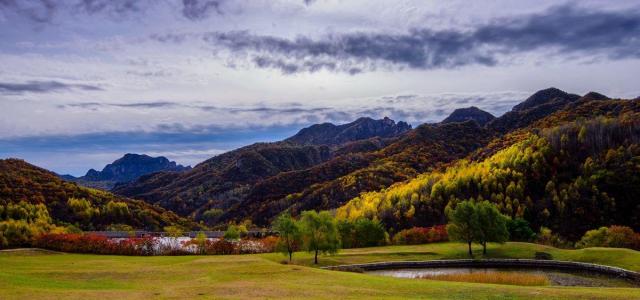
[0,231,7,248]
[201,208,223,224]
[300,210,340,264]
[194,231,207,254]
[164,225,184,250]
[475,201,509,255]
[446,201,479,258]
[576,227,608,248]
[353,218,387,248]
[272,213,301,261]
[507,218,535,241]
[337,219,355,248]
[223,224,240,240]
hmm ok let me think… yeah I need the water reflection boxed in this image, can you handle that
[368,267,639,287]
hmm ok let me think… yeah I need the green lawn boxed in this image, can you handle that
[1,242,640,299]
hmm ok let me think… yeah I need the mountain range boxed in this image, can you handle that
[3,87,639,239]
[109,87,640,232]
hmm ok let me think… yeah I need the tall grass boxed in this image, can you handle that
[420,271,549,286]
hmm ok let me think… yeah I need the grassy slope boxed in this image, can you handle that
[1,242,640,299]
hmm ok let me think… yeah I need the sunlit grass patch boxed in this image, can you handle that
[420,271,550,286]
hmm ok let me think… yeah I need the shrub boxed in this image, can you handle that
[393,225,448,245]
[534,252,553,260]
[0,231,8,248]
[258,236,279,253]
[338,218,387,248]
[606,226,640,249]
[33,233,159,255]
[576,225,640,250]
[224,225,241,240]
[507,218,535,241]
[536,227,571,248]
[204,239,237,255]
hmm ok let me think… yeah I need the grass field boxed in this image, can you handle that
[2,242,640,299]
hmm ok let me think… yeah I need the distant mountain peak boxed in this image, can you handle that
[66,153,190,190]
[286,117,412,145]
[442,106,495,126]
[512,87,580,112]
[580,91,610,101]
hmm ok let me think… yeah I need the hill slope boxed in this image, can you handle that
[114,88,638,231]
[221,88,606,226]
[0,159,195,232]
[338,99,640,240]
[223,120,494,225]
[113,117,410,217]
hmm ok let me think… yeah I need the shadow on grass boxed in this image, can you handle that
[338,251,440,257]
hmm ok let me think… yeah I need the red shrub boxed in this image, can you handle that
[34,233,280,256]
[205,239,238,255]
[258,236,278,253]
[33,233,159,255]
[393,225,448,245]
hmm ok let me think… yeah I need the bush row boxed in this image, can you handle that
[392,225,448,245]
[32,233,277,255]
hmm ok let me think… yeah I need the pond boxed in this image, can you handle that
[367,267,640,287]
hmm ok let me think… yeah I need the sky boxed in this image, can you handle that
[1,0,640,176]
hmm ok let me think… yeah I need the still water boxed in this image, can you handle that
[368,267,639,287]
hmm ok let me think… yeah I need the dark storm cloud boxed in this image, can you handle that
[0,80,102,94]
[0,0,143,23]
[0,0,57,23]
[74,0,141,16]
[62,101,177,109]
[0,0,228,23]
[201,5,640,74]
[181,0,224,20]
[61,101,332,115]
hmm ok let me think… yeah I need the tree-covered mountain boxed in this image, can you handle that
[109,88,640,239]
[112,117,410,218]
[63,154,190,190]
[222,120,494,225]
[0,159,196,232]
[337,99,640,240]
[220,89,625,226]
[441,107,495,126]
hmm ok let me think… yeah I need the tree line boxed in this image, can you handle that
[272,210,387,264]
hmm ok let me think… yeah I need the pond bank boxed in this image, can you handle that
[323,259,640,282]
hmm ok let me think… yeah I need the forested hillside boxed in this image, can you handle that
[0,159,195,242]
[222,89,637,226]
[338,115,640,240]
[223,120,494,225]
[107,88,640,231]
[113,117,410,218]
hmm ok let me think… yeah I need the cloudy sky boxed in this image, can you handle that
[1,0,639,175]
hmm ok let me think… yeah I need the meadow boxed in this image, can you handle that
[2,242,640,299]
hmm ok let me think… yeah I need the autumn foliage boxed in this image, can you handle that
[32,233,278,255]
[392,225,448,245]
